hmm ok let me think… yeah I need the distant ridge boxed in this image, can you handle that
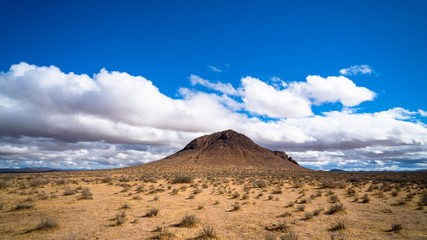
[143,129,307,170]
[0,168,59,173]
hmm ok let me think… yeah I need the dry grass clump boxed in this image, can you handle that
[266,219,289,232]
[170,176,193,184]
[150,227,176,240]
[329,218,345,231]
[179,214,199,227]
[14,202,34,210]
[361,194,370,203]
[64,187,77,196]
[115,212,126,225]
[230,201,241,211]
[280,231,299,240]
[34,217,59,231]
[389,223,403,233]
[197,224,218,239]
[145,207,160,217]
[79,187,93,200]
[326,203,345,215]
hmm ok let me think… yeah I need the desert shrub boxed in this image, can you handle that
[268,195,274,200]
[188,194,195,199]
[265,234,276,240]
[101,176,113,183]
[29,179,50,188]
[0,180,9,189]
[303,212,314,220]
[272,188,282,194]
[390,223,403,233]
[170,176,193,184]
[121,202,131,209]
[64,187,77,196]
[278,211,292,218]
[252,179,268,188]
[193,188,202,194]
[296,205,305,212]
[242,194,250,200]
[280,231,299,240]
[79,188,93,200]
[418,191,427,206]
[35,217,58,231]
[145,207,159,217]
[179,214,199,227]
[391,190,398,197]
[232,192,240,199]
[273,220,289,232]
[198,224,218,239]
[326,204,344,215]
[231,202,241,211]
[346,188,356,196]
[393,198,405,206]
[171,188,179,195]
[140,174,158,183]
[151,227,175,240]
[286,202,295,208]
[330,195,340,203]
[329,218,345,231]
[116,212,126,225]
[361,194,370,203]
[321,180,347,189]
[119,176,131,182]
[153,196,160,201]
[55,179,67,185]
[14,202,33,210]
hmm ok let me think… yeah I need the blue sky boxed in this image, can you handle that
[0,0,426,171]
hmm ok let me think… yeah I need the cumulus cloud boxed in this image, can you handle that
[189,74,238,95]
[0,62,426,171]
[293,75,376,106]
[339,65,374,75]
[239,77,313,118]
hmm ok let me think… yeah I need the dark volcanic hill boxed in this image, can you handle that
[145,129,306,170]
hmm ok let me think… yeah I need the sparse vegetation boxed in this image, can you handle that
[179,214,199,227]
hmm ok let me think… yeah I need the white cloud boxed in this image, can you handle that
[339,65,374,75]
[0,62,425,171]
[207,65,222,72]
[290,75,376,106]
[189,74,238,95]
[239,77,313,118]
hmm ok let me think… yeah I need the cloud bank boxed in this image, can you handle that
[0,62,425,171]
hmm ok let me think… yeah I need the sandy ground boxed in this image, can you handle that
[0,170,426,240]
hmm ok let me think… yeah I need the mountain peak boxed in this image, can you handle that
[146,129,307,170]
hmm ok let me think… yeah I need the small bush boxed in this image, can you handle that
[64,188,77,196]
[35,217,58,231]
[116,212,126,225]
[280,231,299,240]
[179,214,199,227]
[329,218,345,231]
[170,176,193,184]
[121,202,131,209]
[231,202,241,211]
[303,212,314,220]
[390,223,403,233]
[232,192,240,199]
[361,194,370,203]
[198,224,218,239]
[14,202,33,210]
[296,205,305,212]
[326,204,344,215]
[145,207,159,217]
[79,188,93,200]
